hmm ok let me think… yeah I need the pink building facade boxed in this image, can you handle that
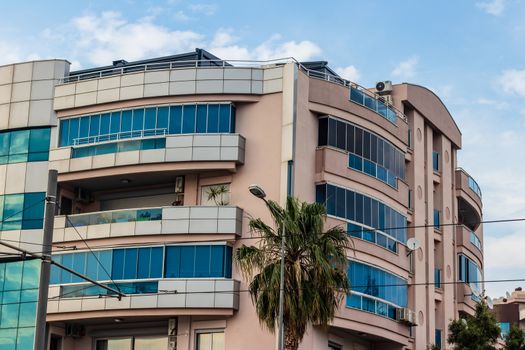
[0,49,483,350]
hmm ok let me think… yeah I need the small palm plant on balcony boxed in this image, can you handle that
[205,184,230,206]
[235,197,350,350]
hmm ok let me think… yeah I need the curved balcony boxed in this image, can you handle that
[456,168,483,229]
[49,134,245,179]
[316,147,409,209]
[53,205,243,243]
[47,278,240,321]
[456,225,483,267]
[456,283,478,316]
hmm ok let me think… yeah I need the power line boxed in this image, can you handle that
[56,203,123,295]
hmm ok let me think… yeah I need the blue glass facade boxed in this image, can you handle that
[318,117,405,188]
[0,259,41,350]
[316,183,407,252]
[458,254,482,295]
[0,192,46,231]
[349,87,398,124]
[468,176,482,198]
[59,103,236,147]
[346,261,407,319]
[51,245,233,287]
[0,127,51,164]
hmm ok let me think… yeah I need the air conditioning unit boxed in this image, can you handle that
[396,307,417,326]
[65,324,85,338]
[379,94,393,105]
[75,187,91,203]
[376,80,393,95]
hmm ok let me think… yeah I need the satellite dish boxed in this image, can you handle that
[406,238,421,251]
[486,296,494,310]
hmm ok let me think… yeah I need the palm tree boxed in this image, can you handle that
[235,196,350,350]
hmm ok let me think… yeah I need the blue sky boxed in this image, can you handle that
[1,0,524,297]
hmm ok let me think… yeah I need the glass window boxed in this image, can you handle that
[218,104,231,133]
[123,248,138,279]
[363,131,371,159]
[132,109,145,132]
[207,105,220,133]
[180,246,195,277]
[327,118,337,147]
[121,110,133,135]
[201,184,230,206]
[336,120,346,149]
[112,249,125,280]
[144,108,157,131]
[169,106,183,134]
[196,332,225,350]
[336,186,345,218]
[89,115,100,137]
[100,113,111,136]
[110,111,121,136]
[182,104,196,133]
[354,128,363,156]
[196,105,208,133]
[9,130,29,163]
[157,106,169,132]
[165,246,181,278]
[135,336,168,350]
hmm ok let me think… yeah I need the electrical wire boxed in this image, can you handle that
[56,203,123,294]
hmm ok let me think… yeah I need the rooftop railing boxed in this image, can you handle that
[59,58,408,124]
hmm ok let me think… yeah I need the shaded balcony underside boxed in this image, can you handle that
[458,197,482,231]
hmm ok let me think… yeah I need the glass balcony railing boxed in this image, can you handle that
[432,151,440,172]
[349,87,398,124]
[470,231,482,251]
[65,207,162,227]
[468,176,482,198]
[72,137,166,158]
[60,281,158,298]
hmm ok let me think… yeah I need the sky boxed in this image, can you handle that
[1,0,524,298]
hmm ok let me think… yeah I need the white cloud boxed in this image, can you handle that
[208,31,322,61]
[173,10,192,22]
[498,69,525,96]
[335,65,361,82]
[71,11,204,65]
[391,56,418,80]
[189,4,216,16]
[477,0,506,16]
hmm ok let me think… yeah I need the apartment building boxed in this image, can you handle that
[0,49,483,350]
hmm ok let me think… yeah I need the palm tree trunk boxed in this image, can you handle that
[284,327,300,350]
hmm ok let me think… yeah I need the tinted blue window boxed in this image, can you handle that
[315,183,326,205]
[182,105,196,133]
[123,248,138,279]
[110,111,121,135]
[22,192,45,229]
[363,159,376,176]
[165,246,180,278]
[157,106,169,131]
[28,128,50,161]
[180,246,195,277]
[346,293,361,309]
[100,113,111,136]
[219,104,231,132]
[224,246,232,277]
[210,246,224,277]
[0,132,9,164]
[50,255,62,284]
[71,253,86,283]
[121,110,132,134]
[3,194,24,230]
[346,190,355,221]
[195,246,210,277]
[326,184,336,215]
[79,116,90,139]
[9,130,29,163]
[86,253,98,280]
[68,118,80,145]
[144,108,157,131]
[207,104,219,133]
[363,196,371,226]
[137,248,150,279]
[150,247,163,278]
[230,105,236,133]
[349,154,363,171]
[98,251,112,280]
[355,193,363,222]
[61,254,74,283]
[89,115,100,137]
[169,106,182,134]
[111,249,125,280]
[59,120,69,147]
[196,105,207,133]
[132,109,144,132]
[336,187,345,218]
